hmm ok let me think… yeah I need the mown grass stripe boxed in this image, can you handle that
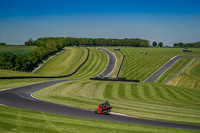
[131,83,140,99]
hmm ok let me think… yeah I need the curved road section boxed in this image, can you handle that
[145,55,189,82]
[0,51,200,130]
[98,48,116,76]
[0,81,200,130]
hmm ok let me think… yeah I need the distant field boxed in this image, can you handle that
[118,48,200,81]
[33,80,200,124]
[167,57,200,90]
[0,46,36,54]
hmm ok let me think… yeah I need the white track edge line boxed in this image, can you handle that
[144,55,178,82]
[98,48,117,77]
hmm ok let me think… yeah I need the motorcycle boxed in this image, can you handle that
[95,101,112,115]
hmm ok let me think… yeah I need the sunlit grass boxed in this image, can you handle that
[118,47,200,81]
[167,57,200,90]
[33,80,200,124]
[34,47,88,76]
[1,105,197,133]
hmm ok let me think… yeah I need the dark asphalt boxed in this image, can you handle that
[0,80,200,130]
[145,55,189,82]
[0,50,199,130]
[98,48,116,76]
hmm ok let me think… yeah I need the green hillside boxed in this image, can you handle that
[156,56,194,84]
[118,47,200,81]
[1,47,200,133]
[68,47,108,79]
[166,57,200,90]
[33,80,200,124]
[34,47,88,76]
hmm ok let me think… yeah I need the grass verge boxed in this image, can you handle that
[156,56,194,84]
[33,80,200,125]
[0,105,198,133]
[167,57,200,90]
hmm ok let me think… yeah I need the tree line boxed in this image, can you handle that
[173,42,200,48]
[0,37,149,72]
[0,42,6,46]
[0,37,67,71]
[25,37,150,47]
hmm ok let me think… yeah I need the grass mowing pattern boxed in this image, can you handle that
[0,69,37,77]
[34,47,87,76]
[118,48,200,81]
[0,46,36,54]
[0,78,59,90]
[167,57,200,90]
[33,80,200,124]
[1,105,196,133]
[156,57,194,84]
[190,58,200,77]
[68,47,108,79]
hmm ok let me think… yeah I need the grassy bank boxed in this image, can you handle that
[167,57,200,90]
[34,47,88,76]
[33,80,200,124]
[156,56,194,84]
[0,105,198,133]
[0,69,37,77]
[118,47,200,81]
[68,47,108,79]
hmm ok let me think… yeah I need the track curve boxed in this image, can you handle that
[0,50,200,130]
[98,48,116,76]
[0,80,200,130]
[145,54,190,82]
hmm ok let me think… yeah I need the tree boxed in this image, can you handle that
[177,42,185,48]
[25,38,35,46]
[173,43,178,47]
[152,41,157,47]
[0,42,6,46]
[158,42,163,47]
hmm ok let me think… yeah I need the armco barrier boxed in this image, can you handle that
[116,54,125,77]
[0,48,90,79]
[90,77,140,83]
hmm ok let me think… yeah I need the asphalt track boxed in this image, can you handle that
[0,51,200,130]
[145,55,190,82]
[98,48,116,76]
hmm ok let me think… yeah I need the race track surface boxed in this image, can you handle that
[0,50,199,130]
[145,55,189,82]
[98,48,116,76]
[0,80,200,130]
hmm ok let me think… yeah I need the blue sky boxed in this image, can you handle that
[0,0,200,45]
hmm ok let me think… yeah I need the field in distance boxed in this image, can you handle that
[0,45,36,54]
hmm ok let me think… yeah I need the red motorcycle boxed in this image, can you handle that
[95,101,112,115]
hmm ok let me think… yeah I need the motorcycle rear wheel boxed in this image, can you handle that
[103,109,110,115]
